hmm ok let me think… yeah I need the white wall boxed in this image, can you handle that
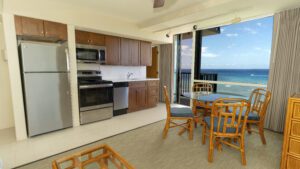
[77,63,146,80]
[0,18,14,129]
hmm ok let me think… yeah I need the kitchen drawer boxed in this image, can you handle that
[129,81,146,87]
[287,155,300,169]
[289,139,300,155]
[293,103,300,119]
[148,80,159,87]
[291,121,300,137]
[148,86,159,96]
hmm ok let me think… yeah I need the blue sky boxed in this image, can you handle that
[181,16,274,69]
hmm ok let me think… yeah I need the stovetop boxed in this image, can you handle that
[78,79,113,85]
[77,70,112,85]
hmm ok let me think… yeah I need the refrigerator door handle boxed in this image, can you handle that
[65,48,70,72]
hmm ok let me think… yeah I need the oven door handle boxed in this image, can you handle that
[79,84,113,89]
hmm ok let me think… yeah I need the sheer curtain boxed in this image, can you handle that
[265,8,300,132]
[158,44,173,102]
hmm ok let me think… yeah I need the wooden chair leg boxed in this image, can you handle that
[189,119,194,140]
[202,123,206,145]
[259,124,266,145]
[208,134,214,163]
[163,119,170,139]
[240,136,246,165]
[178,127,186,136]
[215,138,223,152]
[246,123,252,134]
[194,117,198,128]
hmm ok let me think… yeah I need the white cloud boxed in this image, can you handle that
[181,45,190,50]
[254,47,271,55]
[201,46,218,58]
[256,22,262,27]
[244,27,257,34]
[225,33,239,37]
[227,43,236,49]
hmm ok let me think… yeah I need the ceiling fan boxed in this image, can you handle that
[153,0,165,8]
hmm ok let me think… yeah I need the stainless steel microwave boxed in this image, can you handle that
[76,44,106,64]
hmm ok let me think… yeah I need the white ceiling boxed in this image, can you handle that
[64,0,205,23]
[46,0,300,33]
[64,0,300,33]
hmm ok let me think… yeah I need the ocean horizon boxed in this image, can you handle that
[180,68,269,96]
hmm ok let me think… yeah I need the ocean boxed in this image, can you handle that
[181,69,269,97]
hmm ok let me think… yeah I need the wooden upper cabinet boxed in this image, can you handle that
[14,16,22,35]
[75,30,105,46]
[120,38,140,66]
[90,33,105,46]
[44,21,67,41]
[18,16,44,37]
[75,30,90,44]
[140,41,152,66]
[120,38,131,66]
[130,39,140,66]
[14,15,67,41]
[105,36,120,65]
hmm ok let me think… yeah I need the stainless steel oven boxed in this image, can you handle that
[76,44,106,64]
[78,71,113,124]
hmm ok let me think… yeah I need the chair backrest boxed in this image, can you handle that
[193,82,213,92]
[211,98,251,136]
[248,88,271,122]
[163,86,171,118]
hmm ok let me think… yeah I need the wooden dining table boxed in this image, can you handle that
[182,91,247,126]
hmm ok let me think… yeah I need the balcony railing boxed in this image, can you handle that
[180,72,218,94]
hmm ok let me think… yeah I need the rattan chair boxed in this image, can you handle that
[192,82,213,127]
[202,98,251,165]
[193,82,213,93]
[163,86,194,140]
[244,88,271,144]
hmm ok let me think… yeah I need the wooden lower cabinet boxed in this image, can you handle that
[281,94,300,169]
[128,81,147,112]
[147,81,159,107]
[128,80,159,113]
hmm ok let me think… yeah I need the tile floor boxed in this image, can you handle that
[0,103,166,169]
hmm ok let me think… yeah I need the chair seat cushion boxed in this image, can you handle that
[237,111,260,121]
[204,116,240,133]
[170,105,193,117]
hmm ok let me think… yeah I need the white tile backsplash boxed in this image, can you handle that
[77,63,146,79]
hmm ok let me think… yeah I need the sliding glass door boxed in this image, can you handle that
[173,33,193,105]
[194,16,273,97]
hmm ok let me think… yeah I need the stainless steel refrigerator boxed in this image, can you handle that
[19,41,73,137]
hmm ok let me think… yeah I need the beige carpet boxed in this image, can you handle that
[15,121,283,169]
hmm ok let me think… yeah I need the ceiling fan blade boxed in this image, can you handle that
[153,0,165,8]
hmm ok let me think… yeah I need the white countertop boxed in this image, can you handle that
[103,78,159,83]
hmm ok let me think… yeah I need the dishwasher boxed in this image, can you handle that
[113,82,129,116]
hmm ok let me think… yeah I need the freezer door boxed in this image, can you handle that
[23,73,72,136]
[20,42,69,72]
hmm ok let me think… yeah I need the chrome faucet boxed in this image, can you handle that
[127,72,134,79]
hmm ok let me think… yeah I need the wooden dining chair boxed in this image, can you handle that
[163,86,194,140]
[244,88,271,144]
[192,82,213,127]
[202,98,251,165]
[193,82,213,93]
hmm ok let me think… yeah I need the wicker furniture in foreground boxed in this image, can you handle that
[52,144,134,169]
